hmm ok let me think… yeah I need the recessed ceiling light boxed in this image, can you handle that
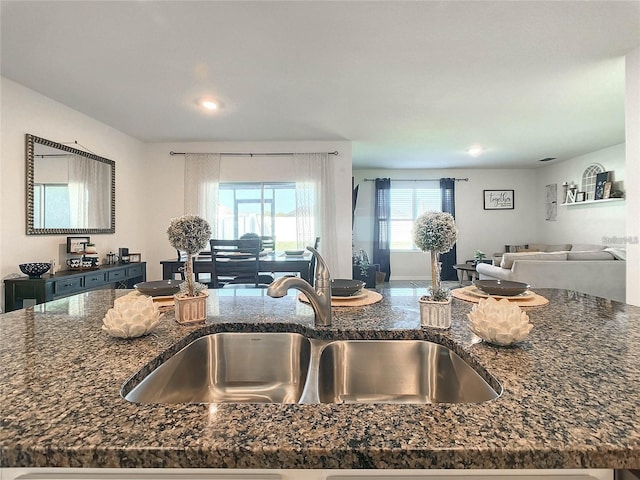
[200,99,219,110]
[467,145,484,157]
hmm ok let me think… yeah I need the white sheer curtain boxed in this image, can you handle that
[184,153,220,237]
[68,155,110,228]
[294,153,338,275]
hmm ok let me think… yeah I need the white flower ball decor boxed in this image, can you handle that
[102,292,164,338]
[467,297,533,346]
[412,211,458,301]
[413,211,458,254]
[167,214,211,298]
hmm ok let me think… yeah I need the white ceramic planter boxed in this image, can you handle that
[174,291,208,324]
[419,297,452,329]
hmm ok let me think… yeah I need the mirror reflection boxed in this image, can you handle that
[26,134,115,235]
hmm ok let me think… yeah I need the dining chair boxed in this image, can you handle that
[209,239,273,288]
[260,236,275,251]
[175,250,215,286]
[239,233,275,252]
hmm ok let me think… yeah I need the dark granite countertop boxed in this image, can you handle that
[1,287,639,470]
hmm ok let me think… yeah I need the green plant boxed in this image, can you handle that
[474,250,486,262]
[412,211,458,301]
[178,281,208,297]
[352,248,370,277]
[167,214,211,297]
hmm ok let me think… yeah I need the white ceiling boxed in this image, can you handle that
[2,1,639,169]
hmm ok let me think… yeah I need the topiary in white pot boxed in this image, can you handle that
[412,211,458,328]
[167,214,211,324]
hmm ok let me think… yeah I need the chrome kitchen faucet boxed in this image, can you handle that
[267,246,332,326]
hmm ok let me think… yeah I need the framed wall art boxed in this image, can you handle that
[545,184,557,221]
[483,190,514,210]
[594,171,611,200]
[581,163,605,201]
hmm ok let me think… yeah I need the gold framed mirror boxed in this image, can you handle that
[26,134,115,235]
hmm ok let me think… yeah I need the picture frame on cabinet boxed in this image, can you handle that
[129,253,141,263]
[66,236,90,254]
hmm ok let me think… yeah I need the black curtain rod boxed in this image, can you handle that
[363,177,469,182]
[170,151,339,157]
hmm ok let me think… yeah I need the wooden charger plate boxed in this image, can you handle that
[152,295,175,311]
[298,289,383,307]
[452,286,549,307]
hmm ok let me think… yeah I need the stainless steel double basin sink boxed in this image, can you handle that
[123,332,500,405]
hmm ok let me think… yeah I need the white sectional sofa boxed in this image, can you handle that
[476,243,626,302]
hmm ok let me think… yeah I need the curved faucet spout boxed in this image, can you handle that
[267,247,332,326]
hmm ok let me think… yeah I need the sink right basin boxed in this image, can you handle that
[316,340,500,404]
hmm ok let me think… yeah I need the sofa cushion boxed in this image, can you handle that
[504,244,541,253]
[567,251,616,261]
[542,244,572,252]
[500,251,568,269]
[570,244,606,252]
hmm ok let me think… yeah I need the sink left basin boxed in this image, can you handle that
[124,332,312,404]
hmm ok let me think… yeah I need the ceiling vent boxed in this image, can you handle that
[538,157,557,162]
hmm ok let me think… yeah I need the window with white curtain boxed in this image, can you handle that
[389,180,442,250]
[33,183,71,228]
[217,182,305,250]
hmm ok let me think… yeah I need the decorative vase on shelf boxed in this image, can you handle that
[174,291,208,324]
[419,296,452,329]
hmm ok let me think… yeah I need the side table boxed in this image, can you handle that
[452,263,478,287]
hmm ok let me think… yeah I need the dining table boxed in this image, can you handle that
[160,251,313,283]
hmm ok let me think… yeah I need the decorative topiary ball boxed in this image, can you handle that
[167,215,211,255]
[412,211,458,254]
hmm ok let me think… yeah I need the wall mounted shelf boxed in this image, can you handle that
[560,198,624,207]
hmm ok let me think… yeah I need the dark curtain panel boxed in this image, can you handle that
[373,178,391,281]
[352,177,359,228]
[440,177,458,280]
